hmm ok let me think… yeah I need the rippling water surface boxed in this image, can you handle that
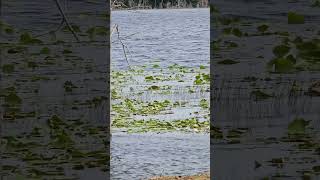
[111,8,209,69]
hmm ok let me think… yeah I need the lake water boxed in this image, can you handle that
[111,8,210,70]
[111,8,210,179]
[211,0,320,178]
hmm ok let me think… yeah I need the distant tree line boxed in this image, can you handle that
[111,0,208,9]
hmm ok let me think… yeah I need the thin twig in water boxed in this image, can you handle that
[114,24,131,69]
[53,0,80,42]
[111,32,139,43]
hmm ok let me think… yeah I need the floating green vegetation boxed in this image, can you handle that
[3,116,109,177]
[111,64,209,134]
[200,65,206,69]
[111,89,121,99]
[148,85,160,90]
[112,99,172,116]
[257,24,269,33]
[113,118,209,133]
[199,99,209,109]
[211,125,223,139]
[188,87,196,93]
[296,39,320,62]
[251,90,273,100]
[288,118,310,135]
[267,38,320,73]
[4,92,22,105]
[145,75,155,81]
[222,27,243,37]
[273,45,290,57]
[267,56,296,73]
[211,40,220,51]
[0,20,15,34]
[311,0,320,7]
[2,64,15,73]
[40,47,50,54]
[232,28,243,37]
[19,32,42,44]
[63,81,77,92]
[152,64,160,68]
[217,59,239,65]
[168,63,189,73]
[288,12,305,24]
[194,73,210,85]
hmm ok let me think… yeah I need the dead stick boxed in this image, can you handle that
[115,25,131,69]
[54,0,80,42]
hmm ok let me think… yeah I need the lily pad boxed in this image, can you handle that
[19,32,42,44]
[257,24,269,33]
[288,118,310,135]
[251,90,273,100]
[288,12,305,24]
[5,92,22,105]
[273,45,290,57]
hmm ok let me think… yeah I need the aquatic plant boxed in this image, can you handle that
[19,32,42,44]
[288,118,310,135]
[288,12,305,24]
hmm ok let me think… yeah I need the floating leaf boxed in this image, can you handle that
[251,90,273,100]
[288,12,305,24]
[232,28,243,37]
[19,32,42,44]
[273,45,290,57]
[148,85,160,90]
[199,99,209,109]
[311,0,320,7]
[288,118,309,135]
[257,24,269,33]
[40,47,50,54]
[145,76,154,81]
[200,65,206,69]
[5,92,22,105]
[268,56,296,73]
